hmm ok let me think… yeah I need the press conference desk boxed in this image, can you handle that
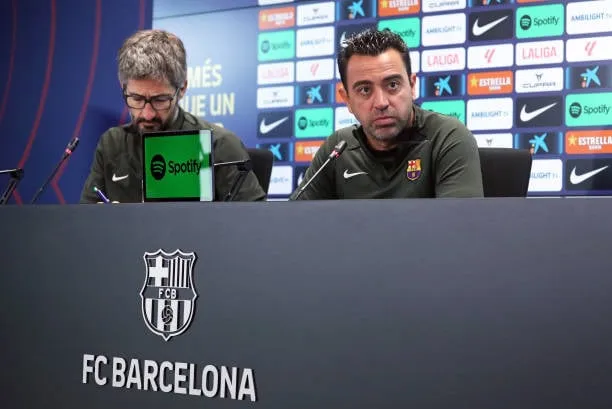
[1,198,612,409]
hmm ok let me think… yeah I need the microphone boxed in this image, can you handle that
[213,158,252,201]
[293,140,347,200]
[30,137,80,204]
[0,168,24,205]
[0,168,24,177]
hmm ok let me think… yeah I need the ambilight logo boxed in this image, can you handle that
[520,15,532,30]
[151,154,166,180]
[569,102,582,118]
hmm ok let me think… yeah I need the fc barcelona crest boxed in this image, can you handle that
[140,249,198,341]
[406,159,422,181]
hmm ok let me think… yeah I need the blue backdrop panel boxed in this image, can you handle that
[0,0,152,204]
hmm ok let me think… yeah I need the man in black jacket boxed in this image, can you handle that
[80,29,265,203]
[290,29,483,200]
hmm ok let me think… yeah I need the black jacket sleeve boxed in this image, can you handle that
[434,123,484,198]
[79,133,108,203]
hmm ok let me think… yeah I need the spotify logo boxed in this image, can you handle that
[520,15,532,30]
[150,154,203,180]
[150,154,167,180]
[294,107,334,138]
[569,102,582,118]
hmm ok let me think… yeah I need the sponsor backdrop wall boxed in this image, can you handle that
[154,0,612,198]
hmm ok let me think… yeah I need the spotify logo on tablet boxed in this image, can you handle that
[150,154,167,180]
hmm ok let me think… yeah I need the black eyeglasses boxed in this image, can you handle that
[123,88,180,111]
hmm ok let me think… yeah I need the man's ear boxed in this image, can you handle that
[338,85,353,114]
[178,81,188,99]
[409,73,417,99]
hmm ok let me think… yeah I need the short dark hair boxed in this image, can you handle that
[337,28,412,92]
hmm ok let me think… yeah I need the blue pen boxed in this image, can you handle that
[93,186,110,203]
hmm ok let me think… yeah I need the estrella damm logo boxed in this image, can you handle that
[258,6,295,30]
[565,92,612,127]
[566,130,612,155]
[406,159,422,181]
[378,17,421,48]
[257,30,295,61]
[150,154,166,180]
[295,140,325,162]
[294,107,334,138]
[421,100,466,124]
[467,71,513,95]
[378,0,420,16]
[516,4,564,39]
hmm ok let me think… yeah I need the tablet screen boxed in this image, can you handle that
[142,129,214,202]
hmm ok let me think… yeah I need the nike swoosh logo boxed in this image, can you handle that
[343,170,367,179]
[340,32,347,47]
[472,16,508,36]
[259,117,288,134]
[112,174,128,182]
[569,166,608,185]
[519,102,557,123]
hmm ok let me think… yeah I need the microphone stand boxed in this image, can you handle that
[293,160,328,200]
[213,159,252,202]
[293,140,348,200]
[30,137,79,204]
[0,168,24,205]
